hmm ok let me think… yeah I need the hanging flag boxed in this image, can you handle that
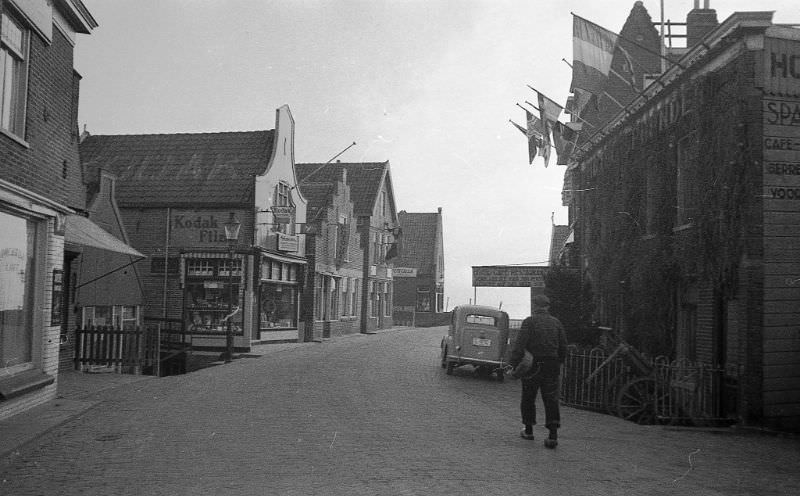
[537,92,563,125]
[569,87,597,118]
[553,121,580,165]
[510,119,538,164]
[571,14,618,99]
[532,90,562,168]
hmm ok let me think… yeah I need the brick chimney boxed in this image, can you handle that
[686,0,718,48]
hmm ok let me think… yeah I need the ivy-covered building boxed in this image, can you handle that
[567,5,800,430]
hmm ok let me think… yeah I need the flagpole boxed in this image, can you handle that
[660,0,666,74]
[526,85,564,110]
[570,12,685,70]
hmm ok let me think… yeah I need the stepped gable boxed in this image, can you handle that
[295,162,388,216]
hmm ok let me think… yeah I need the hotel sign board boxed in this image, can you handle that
[472,266,547,288]
[764,37,800,96]
[393,267,418,277]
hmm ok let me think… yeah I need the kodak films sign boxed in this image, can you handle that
[170,210,244,247]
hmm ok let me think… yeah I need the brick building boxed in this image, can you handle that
[296,168,364,340]
[79,105,309,350]
[0,0,97,421]
[296,162,399,333]
[566,3,800,430]
[392,208,445,326]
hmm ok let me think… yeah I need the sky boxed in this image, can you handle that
[75,0,798,319]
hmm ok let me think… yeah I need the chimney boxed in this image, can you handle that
[437,207,442,214]
[79,124,90,143]
[686,0,718,48]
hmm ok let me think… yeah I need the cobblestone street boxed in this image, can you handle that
[2,327,799,495]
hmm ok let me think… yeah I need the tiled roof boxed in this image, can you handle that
[396,211,439,268]
[295,162,387,216]
[297,182,334,210]
[79,131,274,206]
[549,225,571,265]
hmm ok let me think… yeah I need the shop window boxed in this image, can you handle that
[1,12,29,139]
[184,258,243,334]
[0,211,37,374]
[186,259,214,277]
[259,283,297,329]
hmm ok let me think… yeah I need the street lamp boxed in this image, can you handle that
[223,212,241,363]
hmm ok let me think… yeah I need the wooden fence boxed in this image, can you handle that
[74,318,191,376]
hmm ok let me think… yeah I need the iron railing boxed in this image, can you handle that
[560,346,730,426]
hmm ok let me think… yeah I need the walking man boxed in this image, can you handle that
[508,294,567,448]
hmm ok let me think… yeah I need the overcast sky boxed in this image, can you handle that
[75,0,798,319]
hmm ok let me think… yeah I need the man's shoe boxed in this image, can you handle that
[520,429,534,440]
[544,438,558,448]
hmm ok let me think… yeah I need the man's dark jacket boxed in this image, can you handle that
[509,307,568,374]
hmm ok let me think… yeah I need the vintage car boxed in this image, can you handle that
[440,305,510,381]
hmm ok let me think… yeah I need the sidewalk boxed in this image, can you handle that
[0,327,413,460]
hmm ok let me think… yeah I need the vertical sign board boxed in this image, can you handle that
[762,36,800,393]
[51,269,63,326]
[763,37,800,253]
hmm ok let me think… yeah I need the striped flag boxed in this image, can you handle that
[571,14,618,98]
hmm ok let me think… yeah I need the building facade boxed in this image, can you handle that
[0,0,97,421]
[296,162,399,333]
[392,208,445,326]
[79,105,308,350]
[298,168,364,340]
[567,5,800,430]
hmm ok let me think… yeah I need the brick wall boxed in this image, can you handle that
[0,27,84,211]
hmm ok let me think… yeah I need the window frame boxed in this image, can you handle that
[0,10,30,141]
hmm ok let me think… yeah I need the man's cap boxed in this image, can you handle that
[532,294,550,307]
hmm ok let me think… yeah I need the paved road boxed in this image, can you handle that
[1,327,799,495]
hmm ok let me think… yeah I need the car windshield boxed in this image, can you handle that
[465,314,496,326]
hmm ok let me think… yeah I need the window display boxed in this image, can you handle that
[259,283,296,329]
[184,257,243,334]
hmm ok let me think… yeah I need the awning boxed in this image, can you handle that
[64,214,145,258]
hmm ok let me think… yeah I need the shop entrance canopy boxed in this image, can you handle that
[64,214,145,258]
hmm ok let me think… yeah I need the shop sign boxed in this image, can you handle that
[393,267,418,277]
[472,265,547,288]
[277,233,299,252]
[170,210,244,247]
[51,269,63,326]
[272,205,295,224]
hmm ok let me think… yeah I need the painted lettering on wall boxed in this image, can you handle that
[764,137,800,151]
[170,210,243,247]
[771,52,800,80]
[768,187,800,200]
[764,100,800,127]
[765,162,800,175]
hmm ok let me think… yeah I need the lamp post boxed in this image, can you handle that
[223,212,241,363]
